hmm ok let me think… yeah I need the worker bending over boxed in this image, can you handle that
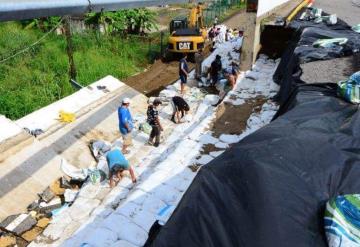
[171,96,190,124]
[106,147,136,188]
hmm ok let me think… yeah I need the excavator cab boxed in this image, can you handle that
[169,17,188,34]
[167,4,207,55]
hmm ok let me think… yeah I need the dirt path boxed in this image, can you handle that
[124,9,246,96]
[200,97,267,156]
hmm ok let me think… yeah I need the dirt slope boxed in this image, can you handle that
[124,9,246,96]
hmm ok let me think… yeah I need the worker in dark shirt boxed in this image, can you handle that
[170,96,190,124]
[194,49,204,81]
[147,98,163,147]
[210,55,222,86]
[179,54,189,95]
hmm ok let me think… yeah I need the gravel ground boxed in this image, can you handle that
[313,0,360,26]
[301,0,360,84]
[301,57,356,83]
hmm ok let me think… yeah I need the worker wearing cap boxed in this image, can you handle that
[106,147,136,188]
[147,98,163,147]
[118,98,133,154]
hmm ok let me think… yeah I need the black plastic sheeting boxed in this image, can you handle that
[295,27,360,63]
[288,10,360,64]
[273,10,360,104]
[150,83,360,247]
[149,9,360,247]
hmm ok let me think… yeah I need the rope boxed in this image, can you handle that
[0,17,64,64]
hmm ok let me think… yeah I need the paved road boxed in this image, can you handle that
[300,0,360,84]
[313,0,360,26]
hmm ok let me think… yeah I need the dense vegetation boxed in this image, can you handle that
[0,9,159,120]
[0,4,243,120]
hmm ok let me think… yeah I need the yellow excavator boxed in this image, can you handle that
[167,4,207,55]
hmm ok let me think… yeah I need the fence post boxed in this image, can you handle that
[148,38,152,61]
[160,31,164,57]
[64,15,77,81]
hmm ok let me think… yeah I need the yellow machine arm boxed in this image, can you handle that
[189,4,204,29]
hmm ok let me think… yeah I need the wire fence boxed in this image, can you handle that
[204,0,245,26]
[0,2,244,119]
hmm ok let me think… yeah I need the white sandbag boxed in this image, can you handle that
[204,94,220,105]
[245,70,260,80]
[151,184,181,205]
[196,155,214,165]
[215,141,229,149]
[64,189,79,203]
[80,227,117,247]
[111,240,137,247]
[164,176,192,192]
[96,157,109,178]
[209,150,225,158]
[159,89,177,99]
[141,196,167,215]
[183,114,193,122]
[130,209,157,232]
[219,134,240,144]
[101,214,147,246]
[60,158,87,180]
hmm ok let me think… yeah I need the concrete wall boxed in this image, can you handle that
[257,0,292,17]
[249,0,302,64]
[0,76,149,220]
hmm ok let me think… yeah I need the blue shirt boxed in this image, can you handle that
[118,106,133,135]
[106,149,129,170]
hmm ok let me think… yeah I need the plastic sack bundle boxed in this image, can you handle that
[325,194,360,247]
[84,168,107,184]
[338,72,360,103]
[313,38,348,48]
[352,24,360,33]
[139,122,152,134]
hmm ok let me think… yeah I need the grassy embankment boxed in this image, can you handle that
[0,3,244,120]
[0,22,154,120]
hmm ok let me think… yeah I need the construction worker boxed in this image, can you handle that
[179,54,189,95]
[210,55,222,86]
[218,68,236,101]
[214,15,219,25]
[147,98,163,147]
[118,98,133,154]
[171,96,190,124]
[194,48,204,81]
[106,147,136,188]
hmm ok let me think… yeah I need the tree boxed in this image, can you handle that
[84,8,157,35]
[22,17,62,31]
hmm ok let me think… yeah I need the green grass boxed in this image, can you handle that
[0,2,244,120]
[0,22,156,120]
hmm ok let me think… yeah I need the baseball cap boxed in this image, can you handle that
[122,98,131,104]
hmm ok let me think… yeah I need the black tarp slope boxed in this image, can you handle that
[150,84,360,247]
[149,9,360,247]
